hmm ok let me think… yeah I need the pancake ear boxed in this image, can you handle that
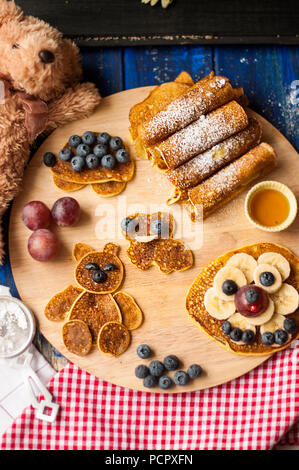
[0,0,23,26]
[104,243,120,256]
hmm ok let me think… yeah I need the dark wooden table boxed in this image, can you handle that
[2,44,299,369]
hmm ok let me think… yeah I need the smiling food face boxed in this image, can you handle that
[187,243,299,355]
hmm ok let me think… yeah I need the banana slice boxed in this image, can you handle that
[204,287,236,320]
[271,283,299,315]
[260,313,290,348]
[253,263,282,294]
[228,312,256,344]
[246,298,275,326]
[214,266,247,301]
[226,253,257,283]
[258,252,291,281]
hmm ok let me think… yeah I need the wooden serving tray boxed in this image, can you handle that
[9,87,299,393]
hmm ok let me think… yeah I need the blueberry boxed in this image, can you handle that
[245,288,260,304]
[86,154,100,170]
[115,148,130,163]
[143,375,157,388]
[58,147,72,161]
[97,132,110,145]
[283,317,297,334]
[43,152,56,167]
[222,280,238,296]
[163,355,179,371]
[173,371,189,386]
[110,136,123,151]
[151,220,168,237]
[135,364,149,379]
[159,376,172,390]
[94,144,108,158]
[121,217,139,234]
[260,271,275,287]
[103,263,118,272]
[261,331,275,346]
[221,321,232,335]
[274,329,288,346]
[187,364,202,379]
[149,360,165,377]
[137,344,151,359]
[68,135,81,148]
[70,156,85,172]
[84,262,100,270]
[82,131,96,146]
[77,143,90,157]
[101,154,116,170]
[229,328,242,342]
[241,329,255,344]
[92,269,108,284]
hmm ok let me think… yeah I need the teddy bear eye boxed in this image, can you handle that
[12,43,20,49]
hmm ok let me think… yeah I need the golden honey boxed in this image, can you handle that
[249,189,290,227]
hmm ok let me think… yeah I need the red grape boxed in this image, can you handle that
[22,201,51,231]
[28,229,60,262]
[51,197,80,227]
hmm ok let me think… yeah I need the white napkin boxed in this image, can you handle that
[0,344,56,437]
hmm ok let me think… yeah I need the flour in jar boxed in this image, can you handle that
[0,300,30,356]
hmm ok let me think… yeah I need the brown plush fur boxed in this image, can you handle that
[0,0,101,262]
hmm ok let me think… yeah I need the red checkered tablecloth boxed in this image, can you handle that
[1,341,298,450]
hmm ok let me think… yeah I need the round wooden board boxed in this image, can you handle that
[9,86,299,393]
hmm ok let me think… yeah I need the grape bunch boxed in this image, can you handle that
[22,197,80,262]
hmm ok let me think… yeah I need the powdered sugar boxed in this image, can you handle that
[166,118,261,190]
[0,301,30,356]
[141,75,234,145]
[153,100,248,169]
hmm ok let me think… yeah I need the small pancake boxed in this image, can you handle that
[113,291,143,330]
[97,321,131,356]
[44,285,83,321]
[52,175,86,192]
[153,239,193,274]
[69,291,122,343]
[75,245,123,293]
[186,242,299,356]
[127,240,156,270]
[62,319,92,356]
[91,181,126,197]
[123,212,193,273]
[73,242,94,262]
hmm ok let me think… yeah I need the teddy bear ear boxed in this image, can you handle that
[61,38,82,84]
[104,243,120,257]
[0,0,23,26]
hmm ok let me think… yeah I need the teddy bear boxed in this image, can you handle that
[120,211,194,273]
[45,242,143,357]
[0,0,101,262]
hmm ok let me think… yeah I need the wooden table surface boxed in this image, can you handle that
[2,44,299,370]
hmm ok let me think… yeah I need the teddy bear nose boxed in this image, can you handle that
[39,49,55,64]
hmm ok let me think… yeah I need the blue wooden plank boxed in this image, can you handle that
[80,47,123,96]
[213,45,299,151]
[123,45,214,88]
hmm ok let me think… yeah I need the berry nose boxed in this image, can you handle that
[39,50,55,64]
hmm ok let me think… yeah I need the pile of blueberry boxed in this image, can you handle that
[221,321,256,345]
[43,131,130,172]
[135,344,203,389]
[221,317,297,346]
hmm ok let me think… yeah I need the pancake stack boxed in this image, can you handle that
[129,71,277,220]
